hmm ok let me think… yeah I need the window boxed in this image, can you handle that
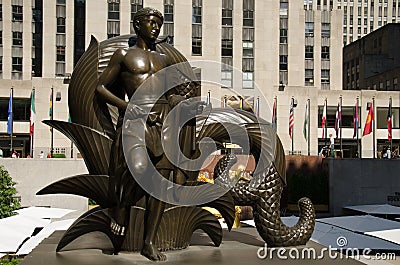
[321,70,330,83]
[321,23,330,37]
[221,40,233,56]
[279,55,288,70]
[192,0,202,56]
[192,37,202,55]
[243,10,254,27]
[377,107,399,129]
[394,78,398,90]
[0,98,30,121]
[321,46,330,59]
[305,22,314,36]
[12,5,23,21]
[108,2,120,20]
[131,0,143,32]
[192,7,202,23]
[243,0,254,27]
[221,56,233,88]
[12,32,22,46]
[305,69,314,85]
[243,41,254,57]
[280,2,288,16]
[242,72,254,89]
[318,106,361,128]
[305,45,314,59]
[221,70,232,88]
[57,17,66,33]
[164,3,174,22]
[280,29,288,43]
[222,0,233,26]
[12,57,22,72]
[56,46,65,62]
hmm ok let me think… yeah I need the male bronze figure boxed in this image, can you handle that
[96,7,196,261]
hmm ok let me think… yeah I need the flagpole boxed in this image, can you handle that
[51,86,54,158]
[325,98,328,146]
[390,96,393,155]
[372,96,376,159]
[291,97,294,155]
[340,95,343,156]
[308,98,311,156]
[10,87,13,152]
[30,88,35,158]
[256,96,260,117]
[357,96,360,158]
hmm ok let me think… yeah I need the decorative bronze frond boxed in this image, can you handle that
[43,120,112,175]
[37,174,112,208]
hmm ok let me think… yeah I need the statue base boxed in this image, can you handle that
[18,228,362,265]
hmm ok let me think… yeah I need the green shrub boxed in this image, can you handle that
[51,153,66,158]
[0,166,20,218]
[0,258,23,265]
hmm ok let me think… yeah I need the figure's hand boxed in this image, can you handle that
[127,104,159,124]
[127,105,147,119]
[168,94,186,108]
[179,99,208,117]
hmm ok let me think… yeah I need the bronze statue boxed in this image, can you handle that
[95,7,191,260]
[38,7,315,262]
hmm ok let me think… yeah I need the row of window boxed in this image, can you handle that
[305,22,331,38]
[56,0,66,77]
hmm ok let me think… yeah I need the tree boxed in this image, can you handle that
[0,166,20,218]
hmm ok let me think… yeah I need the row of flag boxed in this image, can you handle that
[6,88,70,156]
[268,97,394,141]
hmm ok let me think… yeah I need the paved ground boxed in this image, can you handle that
[20,228,366,265]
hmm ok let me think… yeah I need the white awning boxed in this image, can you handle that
[0,215,51,253]
[318,215,400,233]
[344,204,400,215]
[16,219,75,256]
[366,229,400,245]
[16,207,76,219]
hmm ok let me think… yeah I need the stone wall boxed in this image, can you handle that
[0,158,88,218]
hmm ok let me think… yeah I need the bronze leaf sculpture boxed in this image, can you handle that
[37,7,315,262]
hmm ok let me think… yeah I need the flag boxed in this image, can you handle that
[49,90,53,117]
[49,89,53,132]
[321,99,327,138]
[363,102,374,136]
[303,100,309,141]
[7,89,13,135]
[30,89,36,137]
[353,100,359,138]
[255,97,259,117]
[289,100,294,139]
[388,98,393,141]
[272,98,277,130]
[334,102,341,138]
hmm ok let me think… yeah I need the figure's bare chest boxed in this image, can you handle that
[123,50,168,75]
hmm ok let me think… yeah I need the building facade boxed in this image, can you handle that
[0,0,398,158]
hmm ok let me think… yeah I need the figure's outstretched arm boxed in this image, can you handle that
[96,48,128,110]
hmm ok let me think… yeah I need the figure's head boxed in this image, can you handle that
[133,7,163,41]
